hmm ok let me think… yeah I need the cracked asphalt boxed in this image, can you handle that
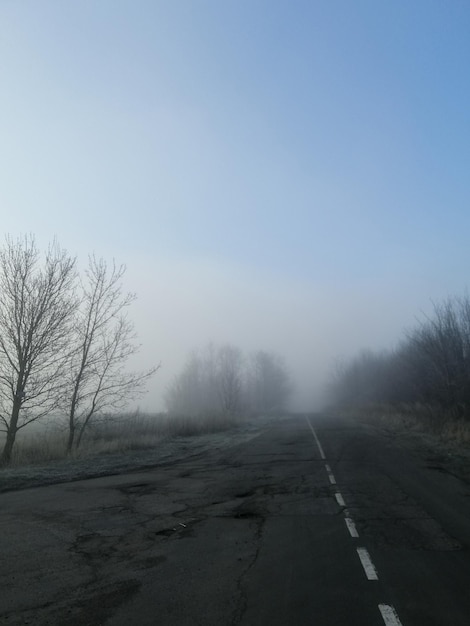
[2,415,470,625]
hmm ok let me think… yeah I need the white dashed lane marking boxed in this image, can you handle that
[357,547,379,580]
[379,604,404,626]
[306,418,405,624]
[305,417,326,459]
[335,492,346,507]
[324,463,337,484]
[345,517,359,538]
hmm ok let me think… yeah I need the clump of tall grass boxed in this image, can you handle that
[340,403,470,447]
[4,429,69,467]
[80,411,240,452]
[439,419,470,446]
[0,410,244,468]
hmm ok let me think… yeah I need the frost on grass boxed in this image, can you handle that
[0,413,266,493]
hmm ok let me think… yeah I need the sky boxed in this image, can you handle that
[1,1,470,411]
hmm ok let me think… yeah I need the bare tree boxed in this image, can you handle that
[166,344,292,417]
[216,344,244,414]
[405,298,470,414]
[0,236,76,465]
[326,295,470,420]
[164,351,204,416]
[165,344,244,416]
[66,257,158,451]
[164,345,220,416]
[249,350,292,413]
[201,343,221,413]
[326,349,399,407]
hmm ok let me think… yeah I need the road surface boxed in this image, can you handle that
[1,414,470,625]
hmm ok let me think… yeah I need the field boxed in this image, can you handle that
[0,411,254,492]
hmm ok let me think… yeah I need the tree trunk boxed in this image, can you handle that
[1,398,21,465]
[75,418,89,450]
[1,428,17,465]
[66,423,75,454]
[67,373,83,454]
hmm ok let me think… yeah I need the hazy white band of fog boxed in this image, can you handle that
[123,254,440,413]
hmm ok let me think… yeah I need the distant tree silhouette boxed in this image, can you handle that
[327,295,470,422]
[166,344,292,416]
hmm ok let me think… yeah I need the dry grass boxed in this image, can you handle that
[439,418,470,446]
[7,429,68,466]
[338,403,470,448]
[1,411,243,468]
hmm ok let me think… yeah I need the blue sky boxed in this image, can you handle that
[1,1,470,409]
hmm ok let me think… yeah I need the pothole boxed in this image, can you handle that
[235,490,255,498]
[118,483,156,495]
[155,528,175,537]
[233,511,261,519]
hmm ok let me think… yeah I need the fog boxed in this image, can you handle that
[124,254,447,413]
[1,2,469,416]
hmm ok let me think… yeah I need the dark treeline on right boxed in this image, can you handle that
[328,295,470,422]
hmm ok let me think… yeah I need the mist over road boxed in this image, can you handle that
[2,415,470,625]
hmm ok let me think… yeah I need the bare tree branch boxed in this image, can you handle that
[65,256,158,451]
[0,235,77,464]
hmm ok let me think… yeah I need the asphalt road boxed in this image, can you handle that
[2,414,470,625]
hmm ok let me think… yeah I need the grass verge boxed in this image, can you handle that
[1,411,243,468]
[337,403,470,447]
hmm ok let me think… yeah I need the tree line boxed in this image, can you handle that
[328,295,470,420]
[0,236,157,465]
[165,344,292,417]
